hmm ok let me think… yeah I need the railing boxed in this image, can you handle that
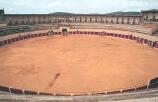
[0,84,157,96]
[1,31,157,48]
[0,31,158,96]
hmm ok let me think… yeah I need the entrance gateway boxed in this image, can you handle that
[60,27,70,36]
[62,28,67,33]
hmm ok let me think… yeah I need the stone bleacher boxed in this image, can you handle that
[0,25,34,36]
[64,23,157,35]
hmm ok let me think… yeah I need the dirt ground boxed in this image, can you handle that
[0,35,158,94]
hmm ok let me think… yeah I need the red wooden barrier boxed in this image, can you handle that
[69,31,72,34]
[7,39,12,44]
[156,42,158,48]
[12,38,16,42]
[4,40,7,45]
[148,41,153,47]
[31,34,35,38]
[34,34,36,37]
[144,39,148,44]
[39,33,42,37]
[129,35,132,40]
[104,32,107,36]
[132,36,136,40]
[15,37,19,41]
[95,32,98,35]
[114,34,118,37]
[45,32,49,36]
[153,41,158,48]
[0,41,3,47]
[140,38,144,44]
[111,33,114,36]
[121,34,124,38]
[125,35,128,39]
[88,32,91,35]
[98,32,101,35]
[23,36,26,39]
[45,33,48,36]
[136,37,140,42]
[27,35,31,38]
[58,32,61,35]
[73,31,77,34]
[118,34,121,37]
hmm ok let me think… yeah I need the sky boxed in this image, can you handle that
[0,0,158,14]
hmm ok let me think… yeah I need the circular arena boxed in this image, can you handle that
[0,29,158,97]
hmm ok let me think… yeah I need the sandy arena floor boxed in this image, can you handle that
[0,35,158,94]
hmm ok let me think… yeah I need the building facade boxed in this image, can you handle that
[142,9,158,23]
[0,9,158,26]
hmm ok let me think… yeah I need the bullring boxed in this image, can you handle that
[0,9,158,101]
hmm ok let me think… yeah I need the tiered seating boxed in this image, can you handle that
[0,32,49,47]
[0,25,33,37]
[0,31,158,48]
[69,31,158,48]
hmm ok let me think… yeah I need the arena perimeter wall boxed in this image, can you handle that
[0,28,158,101]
